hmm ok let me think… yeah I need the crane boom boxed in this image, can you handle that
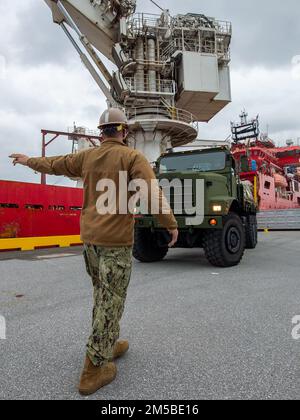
[44,0,135,60]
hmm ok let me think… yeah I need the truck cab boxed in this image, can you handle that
[133,147,258,267]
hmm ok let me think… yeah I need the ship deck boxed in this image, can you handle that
[0,232,300,400]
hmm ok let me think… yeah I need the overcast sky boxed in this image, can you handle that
[0,0,299,185]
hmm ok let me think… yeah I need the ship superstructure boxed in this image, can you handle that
[232,112,300,211]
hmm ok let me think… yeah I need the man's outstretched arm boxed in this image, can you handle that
[9,153,85,178]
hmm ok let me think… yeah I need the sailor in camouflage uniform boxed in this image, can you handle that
[9,108,178,396]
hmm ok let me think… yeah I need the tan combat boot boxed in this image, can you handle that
[79,356,117,396]
[113,340,129,360]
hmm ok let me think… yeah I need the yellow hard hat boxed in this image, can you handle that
[98,108,128,129]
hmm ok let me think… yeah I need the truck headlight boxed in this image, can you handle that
[212,205,222,212]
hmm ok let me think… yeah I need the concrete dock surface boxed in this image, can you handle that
[0,232,299,400]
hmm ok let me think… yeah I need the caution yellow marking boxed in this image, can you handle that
[0,236,82,252]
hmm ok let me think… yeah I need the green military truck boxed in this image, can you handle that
[133,147,258,268]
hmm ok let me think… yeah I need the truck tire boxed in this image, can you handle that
[133,228,169,263]
[245,215,258,249]
[203,213,246,268]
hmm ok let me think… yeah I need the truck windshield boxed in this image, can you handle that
[159,151,227,174]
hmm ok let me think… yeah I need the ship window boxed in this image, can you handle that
[48,205,65,211]
[70,206,82,211]
[25,205,43,210]
[0,203,19,209]
[264,181,271,190]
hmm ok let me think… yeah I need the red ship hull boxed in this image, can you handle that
[0,180,83,239]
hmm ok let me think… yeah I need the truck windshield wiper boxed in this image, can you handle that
[186,168,204,172]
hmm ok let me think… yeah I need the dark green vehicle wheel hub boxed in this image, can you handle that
[226,226,241,254]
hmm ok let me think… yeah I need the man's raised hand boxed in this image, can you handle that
[9,154,30,167]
